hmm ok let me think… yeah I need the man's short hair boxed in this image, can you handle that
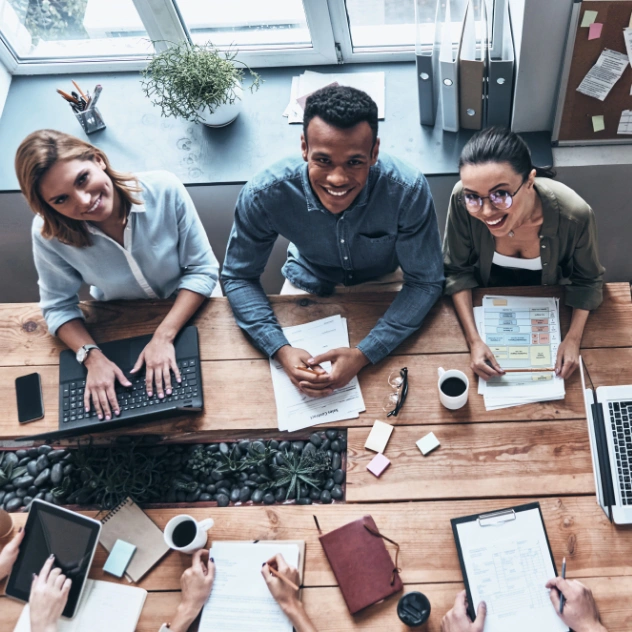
[303,85,378,146]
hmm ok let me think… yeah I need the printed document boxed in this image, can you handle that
[455,509,567,632]
[475,296,564,410]
[270,315,365,431]
[200,542,300,632]
[576,48,628,101]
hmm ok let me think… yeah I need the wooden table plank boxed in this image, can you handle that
[1,283,629,367]
[2,576,632,632]
[4,346,632,440]
[4,496,629,592]
[346,420,595,502]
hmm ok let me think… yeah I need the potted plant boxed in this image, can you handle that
[141,41,261,128]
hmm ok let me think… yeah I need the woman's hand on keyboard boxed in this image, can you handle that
[84,350,131,421]
[130,334,182,399]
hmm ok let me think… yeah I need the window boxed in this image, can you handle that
[0,0,153,62]
[0,0,496,74]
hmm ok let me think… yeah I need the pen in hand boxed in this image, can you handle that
[559,557,567,614]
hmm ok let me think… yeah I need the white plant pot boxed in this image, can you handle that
[198,83,243,128]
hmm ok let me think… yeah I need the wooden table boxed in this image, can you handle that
[1,284,632,631]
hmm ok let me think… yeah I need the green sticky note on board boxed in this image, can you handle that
[581,10,598,27]
[592,115,605,132]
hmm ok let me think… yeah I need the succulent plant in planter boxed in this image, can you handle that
[141,41,261,128]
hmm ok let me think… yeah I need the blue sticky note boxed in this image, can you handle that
[103,539,137,578]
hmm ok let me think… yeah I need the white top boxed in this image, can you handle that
[492,251,543,271]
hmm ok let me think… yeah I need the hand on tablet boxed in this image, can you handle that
[0,527,24,580]
[30,555,71,632]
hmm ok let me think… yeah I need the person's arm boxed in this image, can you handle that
[441,590,486,632]
[33,230,132,420]
[557,208,604,379]
[261,554,317,632]
[221,186,329,395]
[308,175,444,391]
[161,549,215,632]
[546,577,607,632]
[0,527,24,580]
[452,289,504,380]
[130,178,219,396]
[29,555,71,632]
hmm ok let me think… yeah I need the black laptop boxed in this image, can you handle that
[21,325,203,441]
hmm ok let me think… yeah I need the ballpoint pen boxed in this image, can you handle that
[559,557,567,614]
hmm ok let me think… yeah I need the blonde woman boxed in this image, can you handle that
[16,130,219,421]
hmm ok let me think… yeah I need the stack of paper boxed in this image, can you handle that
[270,315,365,431]
[474,295,565,410]
[283,70,385,123]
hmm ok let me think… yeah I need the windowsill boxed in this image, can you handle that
[0,61,553,192]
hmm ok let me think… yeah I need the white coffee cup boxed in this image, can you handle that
[0,509,13,539]
[164,515,214,554]
[437,367,469,410]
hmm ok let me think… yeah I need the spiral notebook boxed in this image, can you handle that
[98,497,169,583]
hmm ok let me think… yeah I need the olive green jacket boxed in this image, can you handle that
[442,178,605,311]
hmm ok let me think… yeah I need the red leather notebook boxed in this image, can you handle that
[318,515,403,614]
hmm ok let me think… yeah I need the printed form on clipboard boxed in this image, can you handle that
[474,295,565,410]
[451,503,568,632]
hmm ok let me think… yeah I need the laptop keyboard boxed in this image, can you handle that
[608,401,632,505]
[61,359,200,424]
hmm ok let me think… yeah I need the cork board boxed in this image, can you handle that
[557,0,632,143]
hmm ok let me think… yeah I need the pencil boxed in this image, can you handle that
[559,557,567,614]
[72,80,88,102]
[294,365,315,375]
[267,564,299,592]
[501,367,557,373]
[57,89,80,105]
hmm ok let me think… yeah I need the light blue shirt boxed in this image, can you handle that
[32,170,219,335]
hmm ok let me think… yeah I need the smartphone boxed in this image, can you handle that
[15,373,44,423]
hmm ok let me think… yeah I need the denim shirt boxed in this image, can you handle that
[32,170,220,335]
[221,154,444,364]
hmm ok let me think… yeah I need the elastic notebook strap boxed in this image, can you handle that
[364,524,401,585]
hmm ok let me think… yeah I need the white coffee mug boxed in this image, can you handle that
[164,515,214,554]
[437,367,469,410]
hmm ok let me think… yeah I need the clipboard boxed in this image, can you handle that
[451,502,569,632]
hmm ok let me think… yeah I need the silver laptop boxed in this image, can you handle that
[580,356,632,524]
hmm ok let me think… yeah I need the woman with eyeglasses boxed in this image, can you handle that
[443,127,604,380]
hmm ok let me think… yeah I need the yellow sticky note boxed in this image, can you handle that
[492,299,508,306]
[508,347,529,360]
[581,10,598,27]
[364,420,394,453]
[592,115,605,132]
[530,346,551,366]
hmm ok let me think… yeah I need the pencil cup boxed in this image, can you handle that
[75,108,106,135]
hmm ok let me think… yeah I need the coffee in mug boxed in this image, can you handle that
[172,519,197,548]
[437,367,469,410]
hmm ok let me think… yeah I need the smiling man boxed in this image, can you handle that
[221,85,444,396]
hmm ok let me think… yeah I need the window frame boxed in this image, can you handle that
[0,0,495,74]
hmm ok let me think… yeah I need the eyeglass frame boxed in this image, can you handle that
[461,178,527,212]
[386,367,408,418]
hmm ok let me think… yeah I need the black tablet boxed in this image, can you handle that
[6,499,101,618]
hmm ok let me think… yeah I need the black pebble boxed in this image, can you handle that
[216,493,230,507]
[13,475,34,489]
[331,453,342,470]
[331,484,343,500]
[26,461,39,477]
[27,448,38,459]
[296,498,312,505]
[309,433,322,447]
[333,469,345,485]
[274,487,287,502]
[34,469,51,487]
[310,488,321,500]
[44,492,55,503]
[263,492,276,505]
[37,445,52,455]
[35,455,49,472]
[326,430,338,440]
[27,485,38,496]
[251,490,264,503]
[320,439,331,452]
[239,487,252,502]
[324,478,335,491]
[330,440,341,453]
[23,496,33,508]
[5,498,22,512]
[206,484,216,494]
[15,450,28,459]
[278,441,291,452]
[219,443,229,455]
[291,441,305,453]
[51,464,63,485]
[320,490,332,504]
[47,450,66,463]
[16,488,28,498]
[17,457,30,466]
[199,493,212,501]
[230,488,241,503]
[186,489,201,503]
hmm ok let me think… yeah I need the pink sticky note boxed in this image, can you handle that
[367,453,391,477]
[588,23,603,40]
